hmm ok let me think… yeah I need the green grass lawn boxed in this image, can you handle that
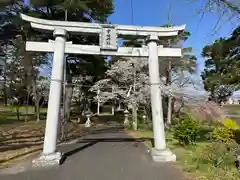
[0,106,47,125]
[222,104,240,115]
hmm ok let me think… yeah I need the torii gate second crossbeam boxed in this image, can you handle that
[20,14,185,167]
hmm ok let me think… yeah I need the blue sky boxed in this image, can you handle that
[108,0,239,74]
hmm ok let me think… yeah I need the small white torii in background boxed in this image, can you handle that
[20,14,185,167]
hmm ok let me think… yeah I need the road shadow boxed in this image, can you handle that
[60,141,98,164]
[60,137,153,164]
[60,132,154,165]
[79,137,154,145]
[86,126,124,134]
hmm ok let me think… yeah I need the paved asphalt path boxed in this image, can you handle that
[0,126,184,180]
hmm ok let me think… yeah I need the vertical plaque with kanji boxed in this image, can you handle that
[100,25,117,50]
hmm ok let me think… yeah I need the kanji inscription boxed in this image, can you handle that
[100,26,117,50]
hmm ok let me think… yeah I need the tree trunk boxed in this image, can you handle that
[175,98,184,119]
[46,6,50,15]
[132,102,138,130]
[24,88,30,122]
[3,47,7,106]
[167,97,172,124]
[132,64,138,130]
[171,97,176,120]
[88,98,92,112]
[65,85,73,122]
[37,98,46,122]
[64,58,73,122]
[3,74,7,106]
[36,99,41,122]
[22,44,34,122]
[97,100,100,115]
[111,103,114,115]
[118,101,121,110]
[166,60,172,125]
[32,79,39,122]
[111,87,114,115]
[16,106,20,121]
[97,89,100,115]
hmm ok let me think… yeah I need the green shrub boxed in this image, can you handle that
[211,118,240,143]
[173,116,200,146]
[209,169,240,180]
[138,123,152,130]
[212,126,234,143]
[195,141,238,169]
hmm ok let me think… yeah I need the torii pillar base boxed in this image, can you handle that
[151,148,176,162]
[32,152,63,168]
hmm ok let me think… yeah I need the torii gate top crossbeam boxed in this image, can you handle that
[21,14,185,38]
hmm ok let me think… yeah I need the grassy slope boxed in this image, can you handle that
[128,129,240,180]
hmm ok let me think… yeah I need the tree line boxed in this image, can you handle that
[201,25,240,102]
[0,0,114,122]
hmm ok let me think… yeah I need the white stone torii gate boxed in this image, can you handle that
[20,14,185,167]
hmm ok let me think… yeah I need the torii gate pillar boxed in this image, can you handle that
[147,34,176,162]
[32,29,68,167]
